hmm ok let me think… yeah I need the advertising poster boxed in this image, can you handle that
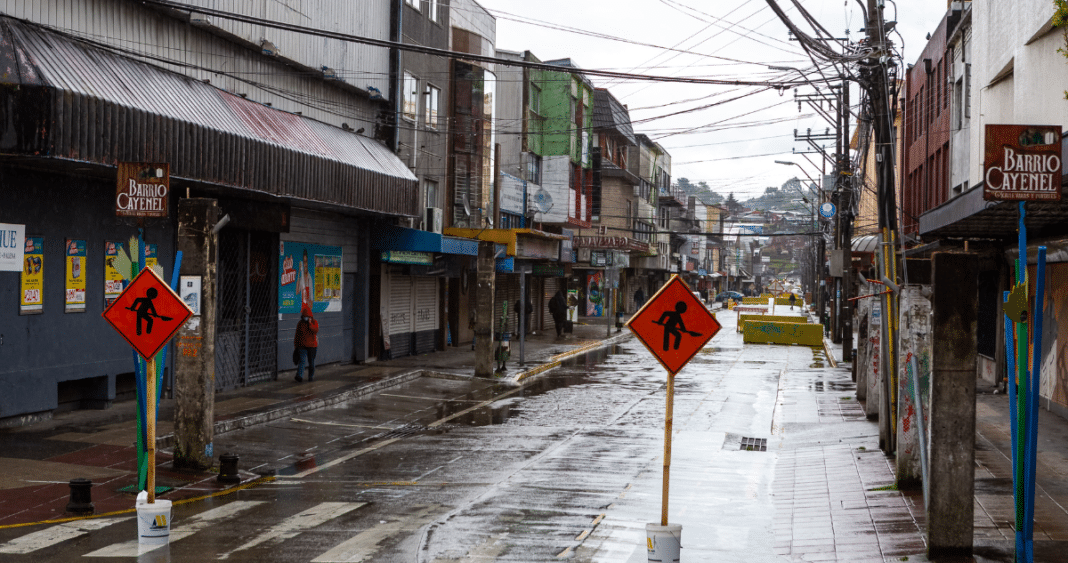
[104,241,127,307]
[586,271,604,317]
[20,236,44,314]
[0,223,25,272]
[278,241,343,314]
[145,243,158,271]
[65,239,87,312]
[566,289,579,323]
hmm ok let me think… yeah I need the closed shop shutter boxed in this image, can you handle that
[389,274,413,356]
[542,277,558,331]
[414,277,438,332]
[494,274,520,335]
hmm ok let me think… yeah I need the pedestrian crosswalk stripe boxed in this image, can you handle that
[0,517,130,554]
[219,502,366,560]
[84,500,265,558]
[310,505,437,563]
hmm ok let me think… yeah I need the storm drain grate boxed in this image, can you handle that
[740,437,767,451]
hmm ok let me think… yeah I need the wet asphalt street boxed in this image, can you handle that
[0,311,920,562]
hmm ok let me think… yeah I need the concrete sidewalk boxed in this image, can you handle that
[0,319,630,528]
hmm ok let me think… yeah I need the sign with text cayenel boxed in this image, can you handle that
[102,267,193,359]
[984,124,1063,201]
[627,275,721,375]
[116,162,170,217]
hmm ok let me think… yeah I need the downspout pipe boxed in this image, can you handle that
[391,0,404,152]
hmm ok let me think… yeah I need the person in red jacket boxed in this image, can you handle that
[294,303,319,382]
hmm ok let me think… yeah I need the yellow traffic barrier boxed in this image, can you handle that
[741,297,765,304]
[742,320,823,346]
[737,314,809,332]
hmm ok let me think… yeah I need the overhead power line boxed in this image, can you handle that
[140,0,833,88]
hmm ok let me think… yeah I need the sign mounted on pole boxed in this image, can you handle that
[102,267,193,360]
[984,125,1063,201]
[628,274,721,375]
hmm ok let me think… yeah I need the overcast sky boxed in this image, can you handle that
[476,0,947,203]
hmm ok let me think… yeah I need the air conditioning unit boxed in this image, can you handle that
[425,207,443,234]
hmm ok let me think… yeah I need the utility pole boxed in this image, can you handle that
[840,74,854,362]
[865,0,900,453]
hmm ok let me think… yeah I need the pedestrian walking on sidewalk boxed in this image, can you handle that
[789,293,796,310]
[549,289,567,338]
[634,287,645,310]
[294,303,319,383]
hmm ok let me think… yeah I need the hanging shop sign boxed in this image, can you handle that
[116,163,170,217]
[379,250,433,265]
[515,236,559,260]
[984,124,1063,201]
[20,236,44,314]
[574,236,649,252]
[0,223,25,272]
[279,241,344,314]
[65,239,87,312]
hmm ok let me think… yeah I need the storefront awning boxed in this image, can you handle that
[443,228,567,258]
[0,16,418,217]
[371,225,478,256]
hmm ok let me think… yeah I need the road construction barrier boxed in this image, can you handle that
[737,314,809,332]
[742,320,823,346]
[741,297,765,304]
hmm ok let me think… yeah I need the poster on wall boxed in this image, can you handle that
[567,289,579,323]
[586,271,605,317]
[65,239,87,312]
[0,223,25,272]
[104,241,127,307]
[1032,262,1068,410]
[278,241,343,314]
[145,243,158,271]
[20,236,44,314]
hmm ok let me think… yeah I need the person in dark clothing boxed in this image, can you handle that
[634,287,645,310]
[789,292,797,310]
[294,303,319,383]
[515,297,534,335]
[548,290,567,338]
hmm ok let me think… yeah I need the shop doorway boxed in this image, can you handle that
[215,229,278,390]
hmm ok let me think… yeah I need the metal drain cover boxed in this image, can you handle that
[739,437,767,451]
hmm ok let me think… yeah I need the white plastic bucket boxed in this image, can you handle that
[646,523,682,562]
[135,495,172,545]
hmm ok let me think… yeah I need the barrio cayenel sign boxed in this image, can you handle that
[984,125,1062,201]
[116,162,170,217]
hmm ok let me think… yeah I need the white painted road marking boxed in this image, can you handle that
[84,500,265,557]
[0,517,130,554]
[311,505,438,563]
[219,502,365,559]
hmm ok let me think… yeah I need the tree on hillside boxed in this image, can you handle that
[675,177,695,194]
[697,181,724,204]
[725,193,742,215]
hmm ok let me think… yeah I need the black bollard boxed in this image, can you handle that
[66,478,94,515]
[217,453,241,484]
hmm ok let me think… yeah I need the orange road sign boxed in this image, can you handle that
[627,275,721,375]
[102,267,193,359]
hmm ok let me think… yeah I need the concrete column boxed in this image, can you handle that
[354,221,369,363]
[927,252,977,558]
[896,284,931,488]
[865,298,882,420]
[173,198,220,471]
[474,241,495,378]
[856,301,869,397]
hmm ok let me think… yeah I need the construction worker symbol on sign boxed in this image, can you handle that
[127,287,173,335]
[653,301,703,351]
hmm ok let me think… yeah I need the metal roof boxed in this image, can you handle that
[0,16,418,217]
[592,88,636,146]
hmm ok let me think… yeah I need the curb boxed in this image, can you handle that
[512,331,634,384]
[823,337,838,368]
[156,369,424,449]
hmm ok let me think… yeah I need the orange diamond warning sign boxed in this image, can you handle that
[102,267,193,359]
[627,275,721,375]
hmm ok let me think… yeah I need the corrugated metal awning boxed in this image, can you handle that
[0,16,418,217]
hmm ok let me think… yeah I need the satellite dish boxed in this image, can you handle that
[534,188,553,214]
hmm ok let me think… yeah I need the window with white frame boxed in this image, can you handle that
[428,0,438,22]
[425,179,438,208]
[405,0,419,11]
[530,84,541,114]
[403,72,418,121]
[425,84,440,129]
